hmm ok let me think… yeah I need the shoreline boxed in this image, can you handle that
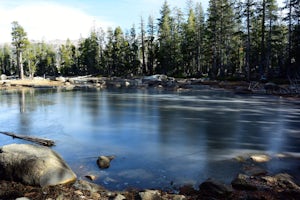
[1,77,300,199]
[1,76,298,98]
[1,153,300,199]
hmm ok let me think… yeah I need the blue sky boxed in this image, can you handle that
[0,0,284,43]
[0,0,209,43]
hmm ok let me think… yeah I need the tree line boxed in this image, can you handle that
[0,0,299,81]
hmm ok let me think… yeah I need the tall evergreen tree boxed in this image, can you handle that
[78,30,100,75]
[35,42,57,76]
[11,21,29,79]
[195,2,206,75]
[207,0,236,78]
[157,1,173,75]
[171,7,184,76]
[0,44,13,75]
[182,7,197,76]
[58,39,77,76]
[283,0,300,76]
[244,0,256,80]
[147,15,157,75]
[24,43,39,78]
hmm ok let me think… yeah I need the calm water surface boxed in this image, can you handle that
[1,87,300,190]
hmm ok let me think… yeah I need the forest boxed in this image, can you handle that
[0,0,299,81]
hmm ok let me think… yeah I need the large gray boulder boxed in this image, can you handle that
[0,144,76,187]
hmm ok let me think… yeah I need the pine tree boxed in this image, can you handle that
[207,0,236,78]
[11,21,29,79]
[35,42,57,76]
[0,44,13,75]
[265,0,279,77]
[157,0,172,75]
[127,25,141,76]
[112,26,127,76]
[58,39,76,76]
[147,15,156,75]
[244,0,256,80]
[195,2,206,75]
[171,7,184,76]
[104,28,115,76]
[24,43,39,78]
[78,30,100,75]
[182,7,197,76]
[283,0,300,76]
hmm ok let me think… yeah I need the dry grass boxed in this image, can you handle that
[1,78,64,88]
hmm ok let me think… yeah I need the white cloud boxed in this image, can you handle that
[0,2,114,43]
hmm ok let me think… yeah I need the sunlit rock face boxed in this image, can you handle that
[0,144,76,187]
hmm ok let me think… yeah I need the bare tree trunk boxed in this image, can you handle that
[141,17,147,75]
[18,50,24,79]
[0,131,55,147]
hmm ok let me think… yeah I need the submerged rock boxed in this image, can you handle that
[97,155,115,169]
[250,154,271,163]
[0,144,77,187]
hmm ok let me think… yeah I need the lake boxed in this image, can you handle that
[1,87,300,190]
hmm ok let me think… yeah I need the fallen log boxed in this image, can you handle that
[0,131,55,147]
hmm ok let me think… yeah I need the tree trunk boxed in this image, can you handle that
[246,0,251,81]
[260,0,266,78]
[18,50,24,79]
[141,18,147,75]
[0,131,55,147]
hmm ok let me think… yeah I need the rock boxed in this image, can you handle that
[172,195,187,200]
[16,198,30,200]
[0,144,77,187]
[179,184,198,196]
[0,74,7,80]
[199,178,233,197]
[64,81,71,86]
[114,194,126,200]
[250,154,271,163]
[274,173,300,190]
[124,81,130,87]
[73,180,105,193]
[234,86,253,94]
[91,192,101,199]
[139,190,161,200]
[85,174,97,181]
[231,174,258,191]
[55,76,66,82]
[265,82,280,94]
[97,155,115,169]
[243,165,268,176]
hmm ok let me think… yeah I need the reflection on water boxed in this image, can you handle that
[0,88,300,190]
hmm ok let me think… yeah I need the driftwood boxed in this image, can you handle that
[0,131,55,147]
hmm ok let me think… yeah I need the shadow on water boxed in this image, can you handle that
[1,88,300,190]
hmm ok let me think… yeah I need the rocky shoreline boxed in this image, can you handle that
[1,75,298,97]
[1,153,300,200]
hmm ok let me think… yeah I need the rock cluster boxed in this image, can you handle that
[1,149,300,199]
